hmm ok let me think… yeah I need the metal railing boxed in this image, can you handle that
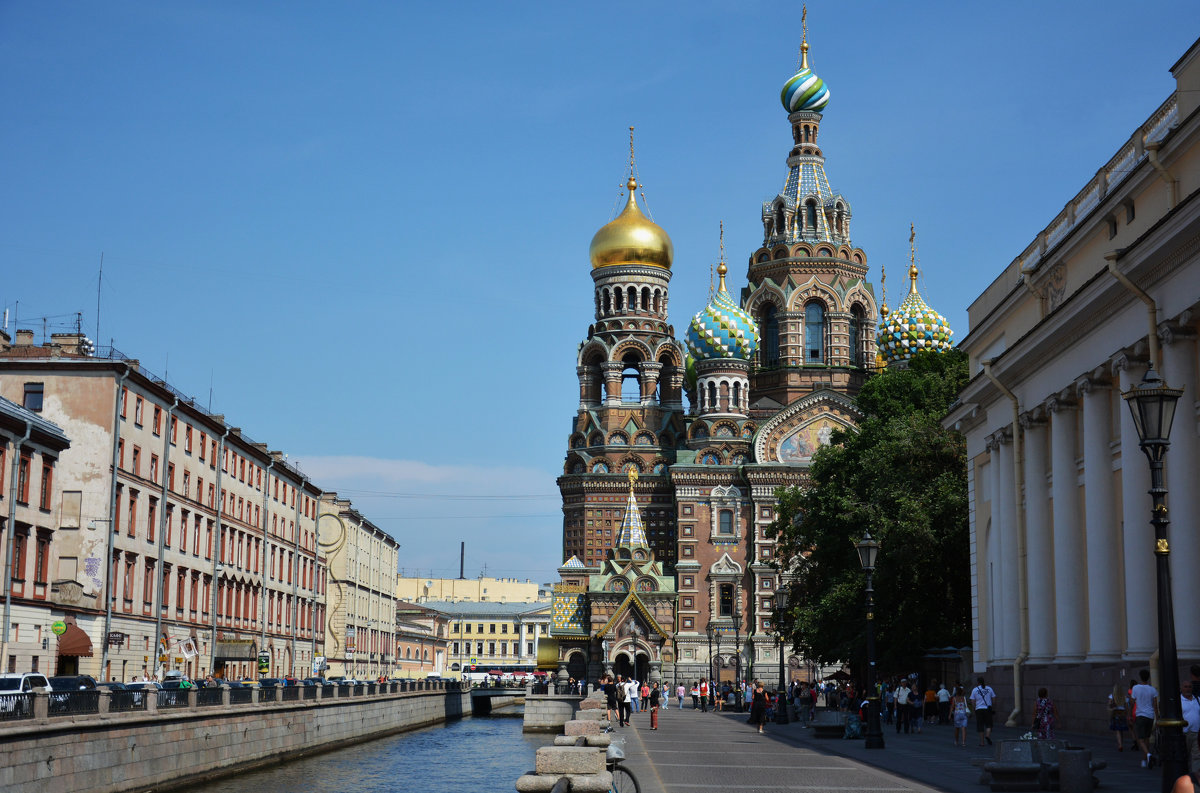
[48,691,101,716]
[196,688,224,707]
[157,689,188,709]
[109,691,148,712]
[229,688,253,705]
[0,693,34,721]
[280,687,299,702]
[302,686,317,700]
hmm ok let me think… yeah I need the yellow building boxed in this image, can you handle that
[428,601,551,678]
[395,575,547,604]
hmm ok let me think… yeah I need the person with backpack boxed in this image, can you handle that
[615,674,630,727]
[970,676,997,746]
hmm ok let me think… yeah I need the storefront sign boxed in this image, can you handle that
[51,621,67,636]
[106,631,127,647]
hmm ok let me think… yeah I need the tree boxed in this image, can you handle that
[767,349,970,675]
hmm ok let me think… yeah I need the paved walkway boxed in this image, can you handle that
[611,703,1167,793]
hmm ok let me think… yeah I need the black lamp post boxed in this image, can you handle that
[705,622,716,710]
[1123,366,1185,793]
[732,605,743,713]
[855,530,884,749]
[774,587,790,724]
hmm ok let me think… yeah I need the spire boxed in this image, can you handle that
[717,221,728,293]
[616,468,648,548]
[800,5,809,70]
[908,222,920,294]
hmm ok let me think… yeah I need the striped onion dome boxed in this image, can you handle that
[781,66,829,113]
[877,264,954,363]
[686,265,759,361]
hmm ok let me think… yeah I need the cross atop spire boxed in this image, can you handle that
[799,5,810,70]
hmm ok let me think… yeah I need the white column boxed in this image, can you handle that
[1021,412,1055,662]
[997,431,1021,662]
[1079,376,1122,660]
[1048,396,1087,660]
[1162,328,1200,655]
[1116,356,1156,657]
[987,435,1005,662]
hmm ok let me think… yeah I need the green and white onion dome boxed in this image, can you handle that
[686,265,759,361]
[781,66,830,113]
[877,264,954,363]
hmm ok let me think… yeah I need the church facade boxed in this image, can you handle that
[549,33,955,687]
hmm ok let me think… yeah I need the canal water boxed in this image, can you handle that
[187,706,554,792]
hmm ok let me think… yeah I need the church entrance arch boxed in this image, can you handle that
[612,649,649,682]
[566,651,587,682]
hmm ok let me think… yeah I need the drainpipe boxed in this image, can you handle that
[981,359,1028,728]
[207,426,231,675]
[151,397,180,677]
[259,458,274,666]
[1144,141,1179,210]
[1,419,34,671]
[1105,251,1162,375]
[100,363,132,678]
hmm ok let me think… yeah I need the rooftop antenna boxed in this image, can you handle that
[95,252,104,346]
[208,369,214,412]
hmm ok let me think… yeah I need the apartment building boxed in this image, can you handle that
[0,332,326,681]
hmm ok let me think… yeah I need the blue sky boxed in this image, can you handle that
[2,2,1195,582]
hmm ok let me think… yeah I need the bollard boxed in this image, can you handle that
[1057,748,1092,793]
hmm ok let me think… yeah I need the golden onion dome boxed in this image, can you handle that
[589,178,673,270]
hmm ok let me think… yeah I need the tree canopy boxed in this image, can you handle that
[767,349,970,675]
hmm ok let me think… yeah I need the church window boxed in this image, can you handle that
[835,205,845,237]
[641,287,650,313]
[627,286,637,311]
[732,382,740,408]
[719,584,733,617]
[706,382,716,411]
[805,302,825,361]
[760,304,780,367]
[614,289,623,311]
[718,510,733,535]
[603,290,611,315]
[850,305,864,366]
[774,205,785,237]
[653,290,661,314]
[805,200,817,233]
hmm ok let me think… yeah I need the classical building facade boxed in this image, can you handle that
[318,494,399,680]
[434,600,552,678]
[0,332,327,682]
[551,33,950,687]
[394,601,449,679]
[944,39,1200,729]
[0,396,72,674]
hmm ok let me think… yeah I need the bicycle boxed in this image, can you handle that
[606,737,641,793]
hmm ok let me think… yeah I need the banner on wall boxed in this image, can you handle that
[346,627,356,654]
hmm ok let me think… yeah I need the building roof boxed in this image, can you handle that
[0,395,70,451]
[422,600,550,619]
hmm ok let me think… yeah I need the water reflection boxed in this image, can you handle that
[189,707,553,793]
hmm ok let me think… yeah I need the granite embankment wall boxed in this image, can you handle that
[0,687,473,793]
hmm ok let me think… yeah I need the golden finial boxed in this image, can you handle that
[800,5,810,70]
[717,221,728,293]
[908,222,919,291]
[628,466,639,491]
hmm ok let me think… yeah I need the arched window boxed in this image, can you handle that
[850,305,864,366]
[706,381,717,411]
[603,290,611,316]
[719,584,734,617]
[627,286,637,311]
[614,288,623,311]
[653,290,661,314]
[719,510,733,535]
[621,353,641,403]
[732,381,740,408]
[836,206,845,237]
[761,305,780,367]
[805,302,825,362]
[805,200,818,233]
[641,287,650,313]
[775,205,785,237]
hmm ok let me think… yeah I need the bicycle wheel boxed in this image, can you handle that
[611,763,641,793]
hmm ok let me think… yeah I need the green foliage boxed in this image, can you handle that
[767,349,970,674]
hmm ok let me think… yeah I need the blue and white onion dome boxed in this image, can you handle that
[686,263,760,360]
[877,264,954,363]
[780,41,830,113]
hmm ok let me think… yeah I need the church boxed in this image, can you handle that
[549,26,952,688]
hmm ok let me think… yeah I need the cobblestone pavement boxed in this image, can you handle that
[611,703,1169,793]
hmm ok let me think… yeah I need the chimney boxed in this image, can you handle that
[15,329,34,346]
[51,333,87,356]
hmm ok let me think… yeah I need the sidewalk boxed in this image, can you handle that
[614,703,1166,793]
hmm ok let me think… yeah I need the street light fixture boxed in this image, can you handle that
[855,530,884,749]
[732,604,743,713]
[774,587,790,724]
[705,622,716,710]
[1123,366,1185,792]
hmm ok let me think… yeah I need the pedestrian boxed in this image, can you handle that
[937,681,951,725]
[622,676,638,724]
[1108,681,1129,751]
[1131,668,1159,768]
[1033,687,1057,739]
[911,684,925,733]
[648,679,661,730]
[749,680,769,734]
[699,677,709,712]
[690,681,699,709]
[970,676,997,746]
[604,674,618,725]
[1181,679,1199,772]
[628,677,640,714]
[676,682,686,709]
[895,680,912,734]
[951,685,970,747]
[660,682,669,709]
[883,683,894,724]
[797,682,812,727]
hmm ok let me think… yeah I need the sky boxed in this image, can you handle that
[2,2,1195,583]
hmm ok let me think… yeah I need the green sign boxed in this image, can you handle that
[51,621,67,636]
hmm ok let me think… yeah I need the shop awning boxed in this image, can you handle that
[57,624,94,657]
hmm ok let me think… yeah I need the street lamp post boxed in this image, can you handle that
[732,605,743,713]
[774,587,790,724]
[1123,367,1186,793]
[855,530,884,749]
[705,622,716,710]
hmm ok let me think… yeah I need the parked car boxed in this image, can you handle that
[236,679,261,688]
[48,674,98,691]
[303,677,334,687]
[124,680,163,707]
[0,673,50,717]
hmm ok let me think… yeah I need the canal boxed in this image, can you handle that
[186,705,553,792]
